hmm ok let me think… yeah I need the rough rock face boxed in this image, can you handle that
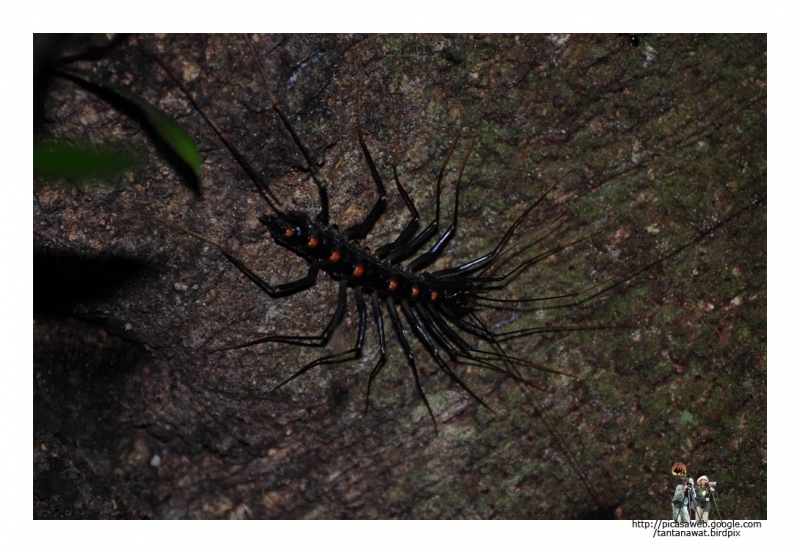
[34,34,765,519]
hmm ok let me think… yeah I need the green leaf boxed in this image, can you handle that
[128,95,202,177]
[34,141,140,183]
[57,66,202,178]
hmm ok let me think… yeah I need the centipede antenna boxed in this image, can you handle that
[142,42,284,214]
[245,35,331,224]
[37,34,766,522]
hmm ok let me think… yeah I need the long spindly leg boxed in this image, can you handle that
[466,312,607,513]
[270,284,368,392]
[221,249,320,298]
[424,304,577,387]
[379,132,462,265]
[365,291,387,415]
[517,194,769,313]
[430,172,570,280]
[441,290,615,345]
[400,301,495,414]
[406,137,476,273]
[409,300,518,385]
[374,138,423,258]
[343,80,388,240]
[460,214,571,288]
[385,297,438,434]
[412,302,461,358]
[414,303,566,391]
[271,102,330,225]
[469,234,596,294]
[163,221,320,298]
[215,277,347,352]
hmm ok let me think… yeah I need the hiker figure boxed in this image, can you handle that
[672,478,694,523]
[686,477,697,518]
[694,476,717,522]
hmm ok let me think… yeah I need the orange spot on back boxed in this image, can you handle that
[328,251,341,263]
[388,279,399,292]
[352,265,364,278]
[411,286,420,298]
[283,228,295,238]
[307,236,319,248]
[430,290,438,302]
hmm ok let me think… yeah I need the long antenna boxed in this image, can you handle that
[139,38,284,213]
[244,35,331,223]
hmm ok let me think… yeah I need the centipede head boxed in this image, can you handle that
[259,211,314,249]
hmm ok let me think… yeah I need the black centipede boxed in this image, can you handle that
[34,34,766,519]
[152,36,621,509]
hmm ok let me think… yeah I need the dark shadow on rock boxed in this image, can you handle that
[34,315,157,518]
[34,250,151,316]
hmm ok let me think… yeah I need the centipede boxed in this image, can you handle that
[34,34,766,519]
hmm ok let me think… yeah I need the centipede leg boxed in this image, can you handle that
[365,291,387,415]
[406,137,476,272]
[470,314,607,512]
[219,248,320,298]
[374,138,422,258]
[271,284,368,391]
[384,132,463,264]
[270,103,330,225]
[411,303,459,359]
[162,223,319,298]
[418,303,472,354]
[401,301,494,414]
[419,304,558,387]
[344,80,387,240]
[215,277,347,352]
[385,297,437,434]
[431,174,568,279]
